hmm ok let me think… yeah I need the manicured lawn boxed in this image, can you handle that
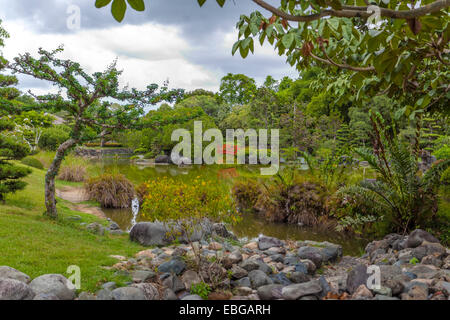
[0,164,145,292]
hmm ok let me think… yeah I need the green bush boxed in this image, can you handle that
[133,148,148,155]
[441,167,450,185]
[21,157,44,170]
[144,151,155,159]
[433,145,450,160]
[38,125,70,151]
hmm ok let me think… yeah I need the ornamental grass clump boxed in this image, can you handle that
[58,164,86,182]
[84,173,135,208]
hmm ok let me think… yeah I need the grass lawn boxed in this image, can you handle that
[0,163,145,293]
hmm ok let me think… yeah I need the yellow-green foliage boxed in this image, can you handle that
[141,176,239,225]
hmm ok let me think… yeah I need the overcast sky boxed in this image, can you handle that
[0,0,298,97]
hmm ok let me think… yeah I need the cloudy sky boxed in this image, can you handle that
[0,0,298,97]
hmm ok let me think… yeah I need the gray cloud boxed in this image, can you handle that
[0,0,298,92]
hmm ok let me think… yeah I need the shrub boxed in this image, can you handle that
[232,179,261,210]
[190,282,211,300]
[39,125,70,151]
[433,145,450,160]
[58,164,86,182]
[84,142,123,148]
[84,173,135,208]
[338,113,449,234]
[141,176,238,225]
[144,151,155,159]
[133,148,148,155]
[256,174,333,227]
[21,157,44,170]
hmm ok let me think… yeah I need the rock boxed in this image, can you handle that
[0,278,35,300]
[223,251,243,268]
[379,265,410,295]
[181,294,203,300]
[375,294,399,300]
[281,280,322,300]
[372,286,392,297]
[155,155,171,164]
[234,287,253,296]
[346,264,369,294]
[130,221,211,246]
[257,284,284,300]
[78,292,96,300]
[401,283,428,300]
[235,277,251,288]
[248,270,273,289]
[287,272,310,284]
[208,242,222,251]
[110,230,125,236]
[294,263,308,275]
[269,254,284,263]
[34,293,59,300]
[29,274,75,300]
[131,283,160,300]
[406,229,439,248]
[230,265,248,280]
[129,222,173,246]
[181,270,201,289]
[352,284,373,299]
[112,287,146,300]
[433,281,450,295]
[240,259,261,272]
[132,270,156,283]
[212,223,236,239]
[258,236,284,251]
[270,273,292,286]
[408,264,439,279]
[158,258,186,275]
[283,255,301,266]
[162,275,185,293]
[86,222,105,236]
[0,266,31,284]
[162,288,178,300]
[243,242,258,250]
[297,246,322,268]
[109,222,121,231]
[421,254,443,268]
[96,289,114,300]
[102,282,117,291]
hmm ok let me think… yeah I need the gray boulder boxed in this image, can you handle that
[297,246,323,268]
[158,258,186,275]
[248,270,273,289]
[257,284,284,300]
[281,280,322,300]
[182,294,203,300]
[111,287,146,300]
[258,236,284,251]
[0,278,35,300]
[0,266,31,284]
[86,222,105,236]
[346,264,369,294]
[155,155,171,164]
[406,229,439,248]
[130,221,212,246]
[131,283,160,300]
[33,293,59,300]
[29,274,75,300]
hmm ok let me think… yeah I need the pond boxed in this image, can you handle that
[91,157,368,256]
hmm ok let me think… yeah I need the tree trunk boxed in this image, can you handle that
[45,138,77,218]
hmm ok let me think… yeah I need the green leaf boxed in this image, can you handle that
[281,33,294,50]
[216,0,225,7]
[111,0,127,22]
[127,0,145,11]
[197,0,207,6]
[95,0,112,8]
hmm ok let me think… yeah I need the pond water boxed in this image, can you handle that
[92,157,368,256]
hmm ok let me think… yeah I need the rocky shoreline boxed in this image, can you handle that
[1,227,449,300]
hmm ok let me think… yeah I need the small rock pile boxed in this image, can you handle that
[1,228,448,300]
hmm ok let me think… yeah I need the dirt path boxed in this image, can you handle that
[56,186,106,219]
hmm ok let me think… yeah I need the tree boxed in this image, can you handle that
[97,0,450,114]
[218,73,257,107]
[13,111,55,152]
[0,23,31,201]
[7,47,183,218]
